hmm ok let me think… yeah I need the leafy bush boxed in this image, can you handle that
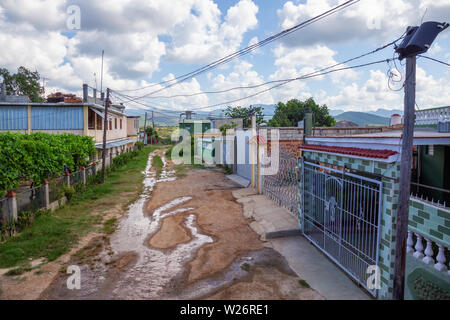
[61,186,76,201]
[135,141,144,150]
[0,132,96,194]
[112,150,140,169]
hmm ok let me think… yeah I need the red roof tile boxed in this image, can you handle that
[299,145,398,159]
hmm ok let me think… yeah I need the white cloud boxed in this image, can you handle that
[276,0,450,47]
[208,60,274,108]
[167,0,259,63]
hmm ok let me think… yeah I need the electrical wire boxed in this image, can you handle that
[112,0,361,96]
[418,55,450,67]
[114,58,396,114]
[114,33,405,103]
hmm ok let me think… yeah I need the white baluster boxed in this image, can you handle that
[434,244,448,272]
[407,231,414,254]
[422,238,435,265]
[413,233,424,259]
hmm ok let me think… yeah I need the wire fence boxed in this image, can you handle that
[0,146,142,224]
[49,176,65,203]
[16,185,45,215]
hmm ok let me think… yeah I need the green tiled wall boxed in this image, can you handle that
[409,198,450,246]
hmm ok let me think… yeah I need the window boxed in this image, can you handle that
[96,114,102,130]
[88,109,95,130]
[115,118,117,129]
[109,120,112,130]
[120,119,123,129]
[426,145,434,156]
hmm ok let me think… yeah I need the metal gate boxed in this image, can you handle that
[236,132,251,181]
[262,146,299,215]
[301,160,382,297]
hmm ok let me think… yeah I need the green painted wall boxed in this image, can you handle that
[419,145,450,204]
[179,121,211,135]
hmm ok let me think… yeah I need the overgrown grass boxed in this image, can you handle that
[153,155,164,176]
[0,146,156,269]
[103,217,118,235]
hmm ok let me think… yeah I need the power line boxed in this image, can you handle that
[112,0,360,97]
[114,33,405,102]
[114,58,396,114]
[418,55,450,67]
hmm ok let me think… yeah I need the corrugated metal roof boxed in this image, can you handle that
[94,139,135,149]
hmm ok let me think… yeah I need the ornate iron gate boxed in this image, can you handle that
[262,146,299,215]
[301,159,382,297]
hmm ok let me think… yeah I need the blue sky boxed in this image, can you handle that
[0,0,449,113]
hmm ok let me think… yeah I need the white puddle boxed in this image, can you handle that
[109,151,213,299]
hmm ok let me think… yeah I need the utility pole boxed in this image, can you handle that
[143,112,148,144]
[101,88,110,184]
[152,111,155,128]
[392,21,447,300]
[393,56,416,300]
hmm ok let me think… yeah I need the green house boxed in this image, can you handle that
[179,120,211,135]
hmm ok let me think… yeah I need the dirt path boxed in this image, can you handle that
[36,149,323,300]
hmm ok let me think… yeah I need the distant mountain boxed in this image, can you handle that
[369,108,403,118]
[335,112,390,127]
[329,109,345,117]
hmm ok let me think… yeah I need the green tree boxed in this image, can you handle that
[267,98,336,127]
[224,105,265,128]
[0,66,44,102]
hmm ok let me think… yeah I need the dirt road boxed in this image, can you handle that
[35,149,322,299]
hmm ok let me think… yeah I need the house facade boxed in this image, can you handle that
[0,84,139,161]
[297,115,450,299]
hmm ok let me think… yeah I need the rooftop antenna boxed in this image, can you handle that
[94,72,98,91]
[100,50,104,103]
[420,8,428,25]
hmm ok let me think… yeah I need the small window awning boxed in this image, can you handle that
[90,107,122,120]
[90,107,112,121]
[95,138,136,149]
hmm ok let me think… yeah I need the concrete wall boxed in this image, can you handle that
[212,118,243,130]
[127,117,139,137]
[87,114,128,143]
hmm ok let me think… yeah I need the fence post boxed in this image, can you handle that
[92,162,97,176]
[42,180,50,209]
[5,191,18,224]
[64,172,71,188]
[80,167,86,186]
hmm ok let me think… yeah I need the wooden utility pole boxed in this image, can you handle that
[143,112,148,144]
[393,56,416,300]
[152,111,155,128]
[101,88,110,184]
